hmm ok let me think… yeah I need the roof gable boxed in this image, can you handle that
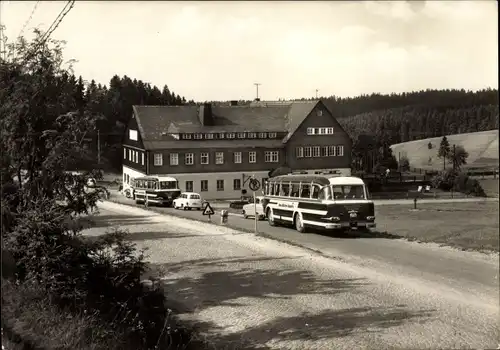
[283,101,319,142]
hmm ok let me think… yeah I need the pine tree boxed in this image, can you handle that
[438,136,451,170]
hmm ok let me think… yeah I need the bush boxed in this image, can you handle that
[2,197,191,349]
[431,169,486,197]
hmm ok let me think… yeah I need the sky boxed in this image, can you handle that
[1,1,498,101]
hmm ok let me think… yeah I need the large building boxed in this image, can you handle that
[122,100,352,200]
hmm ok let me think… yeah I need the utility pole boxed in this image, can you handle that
[315,89,319,99]
[97,129,101,164]
[254,83,261,100]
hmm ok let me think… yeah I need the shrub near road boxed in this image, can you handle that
[0,31,195,349]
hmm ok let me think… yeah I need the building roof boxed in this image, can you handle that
[132,100,323,150]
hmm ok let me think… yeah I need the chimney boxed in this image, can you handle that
[198,103,213,126]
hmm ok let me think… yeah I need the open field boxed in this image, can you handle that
[478,178,499,197]
[375,202,499,252]
[391,130,499,171]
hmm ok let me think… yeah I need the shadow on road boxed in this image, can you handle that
[146,256,435,349]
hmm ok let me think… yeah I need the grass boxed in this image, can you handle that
[375,201,499,252]
[478,178,499,197]
[1,279,127,350]
[391,129,499,171]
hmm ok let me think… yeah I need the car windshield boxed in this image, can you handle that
[330,185,366,200]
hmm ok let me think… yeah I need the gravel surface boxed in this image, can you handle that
[82,201,499,350]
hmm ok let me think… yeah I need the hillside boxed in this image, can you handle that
[390,130,499,171]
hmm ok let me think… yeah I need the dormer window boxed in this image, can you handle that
[248,132,257,138]
[258,132,267,138]
[205,133,214,139]
[237,132,246,138]
[194,133,203,139]
[182,134,192,140]
[268,132,277,138]
[227,133,236,139]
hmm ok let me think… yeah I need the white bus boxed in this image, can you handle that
[132,176,181,207]
[263,174,376,233]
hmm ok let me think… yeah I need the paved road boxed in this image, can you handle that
[107,193,498,297]
[85,201,498,349]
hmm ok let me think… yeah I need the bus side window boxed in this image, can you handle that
[281,182,290,196]
[275,183,280,196]
[290,183,300,197]
[311,185,320,199]
[300,183,311,198]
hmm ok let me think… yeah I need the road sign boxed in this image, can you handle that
[203,202,215,216]
[249,178,261,192]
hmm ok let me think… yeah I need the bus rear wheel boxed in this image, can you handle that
[294,212,306,233]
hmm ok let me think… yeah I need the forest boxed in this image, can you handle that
[324,89,498,146]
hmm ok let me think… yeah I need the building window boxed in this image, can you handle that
[317,110,323,117]
[258,132,267,138]
[322,146,328,157]
[215,152,224,164]
[205,133,214,139]
[319,128,326,135]
[296,147,304,158]
[265,151,279,163]
[181,134,192,140]
[249,151,256,163]
[128,149,132,160]
[131,151,135,162]
[201,180,208,192]
[304,147,312,158]
[233,179,241,190]
[218,133,225,139]
[234,152,242,164]
[306,128,315,135]
[268,132,277,138]
[185,181,193,192]
[129,129,138,141]
[248,132,257,138]
[170,153,179,165]
[328,146,336,156]
[227,133,236,139]
[135,151,138,163]
[194,133,203,140]
[313,146,320,157]
[185,153,194,165]
[327,127,334,134]
[123,148,126,159]
[216,180,224,191]
[336,145,344,156]
[237,132,246,138]
[154,153,163,166]
[142,153,144,165]
[200,152,209,164]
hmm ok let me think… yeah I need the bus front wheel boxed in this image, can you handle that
[267,208,276,226]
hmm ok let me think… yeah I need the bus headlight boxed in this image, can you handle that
[322,216,340,222]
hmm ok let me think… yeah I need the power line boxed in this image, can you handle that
[23,0,75,61]
[38,1,74,45]
[18,1,40,38]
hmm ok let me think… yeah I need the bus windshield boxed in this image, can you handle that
[330,185,366,200]
[159,181,178,190]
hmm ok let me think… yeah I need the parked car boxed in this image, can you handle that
[173,192,203,210]
[242,196,266,220]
